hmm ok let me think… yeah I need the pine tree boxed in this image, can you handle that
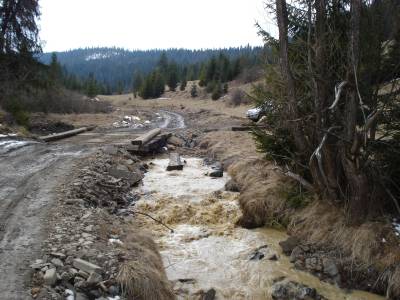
[167,63,179,91]
[85,73,98,98]
[223,82,229,94]
[180,78,187,91]
[158,52,169,76]
[211,81,222,100]
[132,72,143,98]
[0,0,41,54]
[49,53,63,84]
[190,83,198,98]
[153,70,165,97]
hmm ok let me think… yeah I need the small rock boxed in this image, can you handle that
[73,258,102,274]
[43,268,57,286]
[87,271,102,284]
[65,199,85,206]
[290,246,305,263]
[51,258,64,268]
[76,293,89,300]
[202,288,216,300]
[268,254,278,261]
[61,271,74,282]
[322,257,339,277]
[271,279,326,300]
[108,285,120,296]
[279,236,300,255]
[168,136,185,147]
[78,270,90,279]
[249,245,269,261]
[50,252,66,259]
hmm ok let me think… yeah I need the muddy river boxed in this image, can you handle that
[135,157,384,300]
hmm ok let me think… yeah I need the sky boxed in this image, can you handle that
[38,0,276,52]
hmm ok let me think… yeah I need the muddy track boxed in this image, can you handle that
[0,144,90,299]
[0,109,184,299]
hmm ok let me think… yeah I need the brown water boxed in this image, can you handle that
[135,158,384,300]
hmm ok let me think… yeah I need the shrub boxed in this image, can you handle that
[227,88,250,106]
[190,83,198,98]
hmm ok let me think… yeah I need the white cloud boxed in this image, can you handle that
[38,0,275,52]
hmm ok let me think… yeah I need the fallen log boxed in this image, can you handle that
[39,127,89,142]
[167,152,183,171]
[132,128,161,146]
[127,133,171,156]
[231,126,268,131]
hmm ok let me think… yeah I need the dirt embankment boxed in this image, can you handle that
[199,128,400,299]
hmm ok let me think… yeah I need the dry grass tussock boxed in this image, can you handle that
[117,232,174,300]
[289,202,400,290]
[200,131,260,168]
[202,129,400,296]
[229,159,293,228]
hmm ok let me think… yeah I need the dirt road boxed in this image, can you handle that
[0,110,184,299]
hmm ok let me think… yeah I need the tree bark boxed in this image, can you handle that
[342,0,370,223]
[275,0,307,153]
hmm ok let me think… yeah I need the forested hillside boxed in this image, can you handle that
[40,47,265,93]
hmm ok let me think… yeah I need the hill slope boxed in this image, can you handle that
[40,47,264,90]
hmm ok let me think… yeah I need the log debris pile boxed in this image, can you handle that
[127,128,171,156]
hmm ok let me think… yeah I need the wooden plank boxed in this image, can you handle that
[131,128,161,146]
[39,127,89,142]
[167,152,183,171]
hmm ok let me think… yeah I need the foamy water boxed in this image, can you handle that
[135,157,385,300]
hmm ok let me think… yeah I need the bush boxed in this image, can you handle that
[227,88,250,106]
[4,100,30,127]
[206,81,215,93]
[223,83,229,94]
[190,83,198,98]
[211,88,221,101]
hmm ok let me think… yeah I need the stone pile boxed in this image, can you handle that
[30,147,146,299]
[279,237,341,285]
[68,148,144,213]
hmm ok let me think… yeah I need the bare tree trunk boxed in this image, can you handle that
[275,0,308,153]
[342,0,370,223]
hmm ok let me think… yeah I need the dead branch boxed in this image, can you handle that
[273,164,314,192]
[133,211,174,233]
[329,81,347,110]
[310,126,341,190]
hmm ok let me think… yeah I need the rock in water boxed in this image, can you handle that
[202,288,216,300]
[271,279,326,300]
[279,236,300,255]
[209,162,223,178]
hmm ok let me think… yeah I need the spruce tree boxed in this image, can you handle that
[190,83,198,98]
[132,72,143,98]
[49,53,63,84]
[180,78,187,91]
[223,82,229,94]
[211,81,222,100]
[167,63,178,91]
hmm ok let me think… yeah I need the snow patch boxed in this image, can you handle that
[393,219,400,236]
[108,238,123,245]
[85,51,119,61]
